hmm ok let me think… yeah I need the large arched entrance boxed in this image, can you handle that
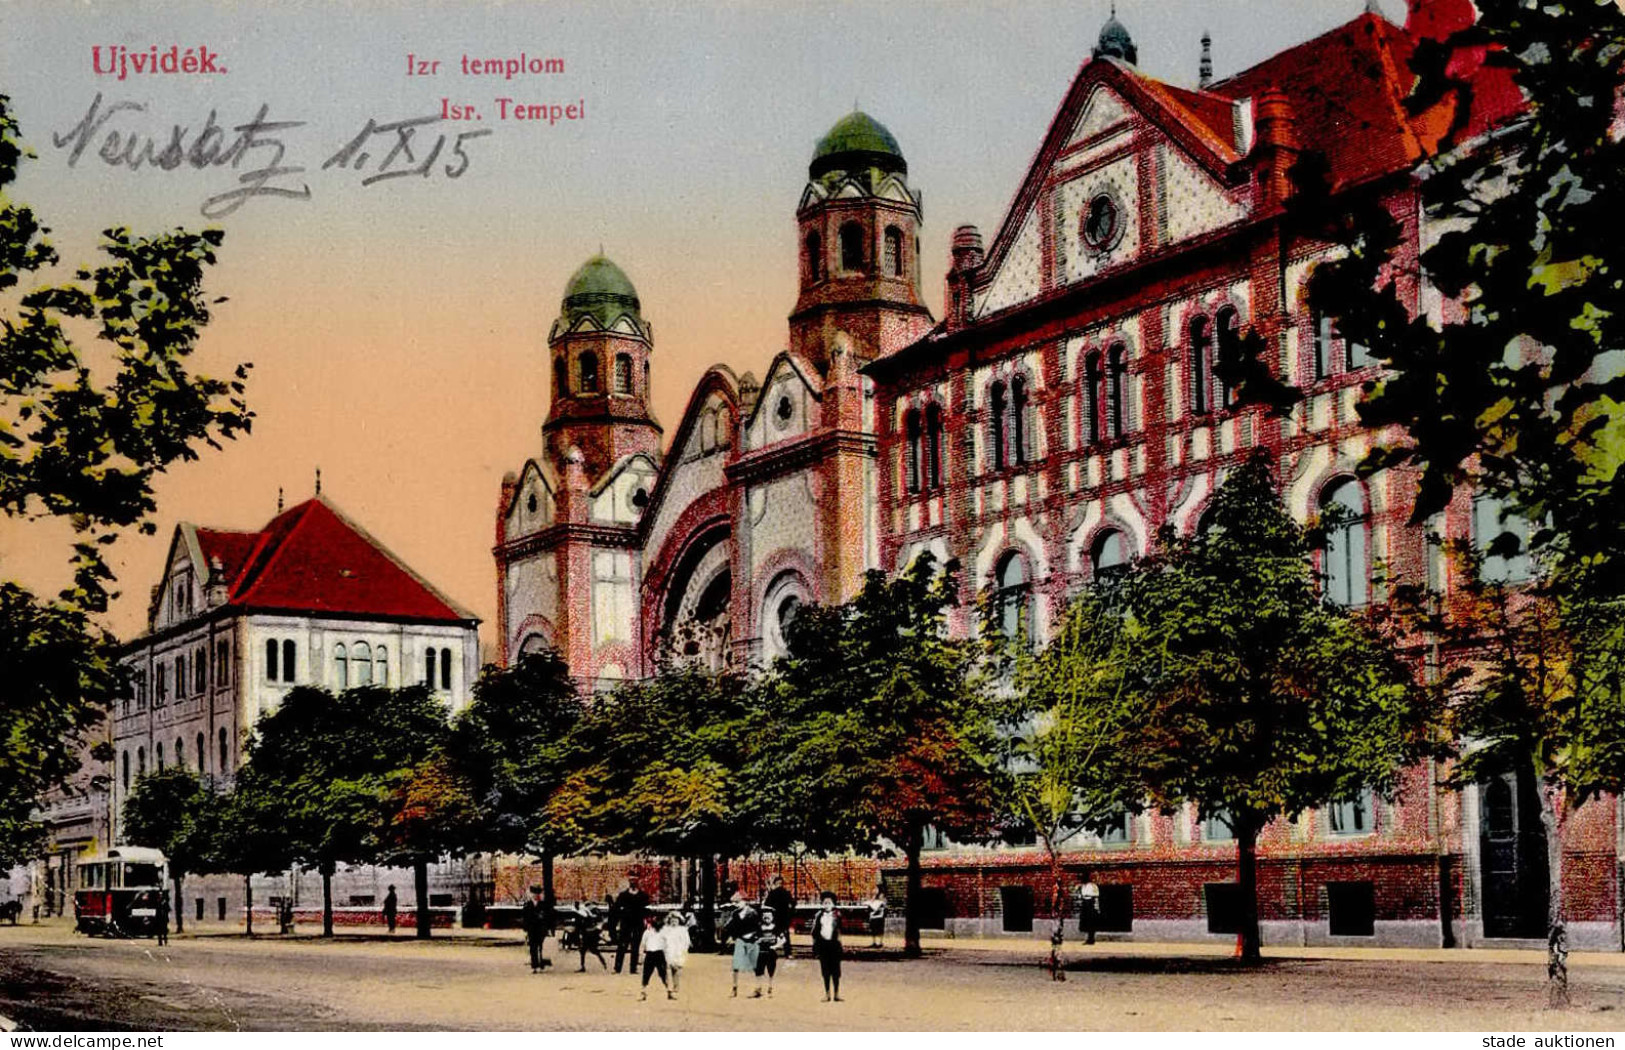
[659,526,733,671]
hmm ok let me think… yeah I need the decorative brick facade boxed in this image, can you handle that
[493,3,1617,947]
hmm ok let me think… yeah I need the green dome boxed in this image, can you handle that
[811,111,907,179]
[561,255,642,328]
[1093,14,1138,64]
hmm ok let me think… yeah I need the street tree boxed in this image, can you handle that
[205,776,294,937]
[120,766,211,933]
[998,581,1147,977]
[1106,453,1439,962]
[384,754,480,939]
[755,554,1000,957]
[450,651,585,915]
[0,95,251,865]
[239,685,449,936]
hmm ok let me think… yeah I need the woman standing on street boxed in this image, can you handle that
[725,893,760,998]
[812,891,844,1002]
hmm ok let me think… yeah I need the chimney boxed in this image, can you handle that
[946,224,985,331]
[1199,31,1213,89]
[1251,90,1300,209]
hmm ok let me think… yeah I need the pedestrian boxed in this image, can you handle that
[868,884,887,948]
[522,884,550,973]
[811,890,844,1002]
[754,904,782,998]
[638,916,669,1000]
[724,893,760,998]
[573,901,609,971]
[764,874,796,957]
[662,911,691,998]
[279,897,294,935]
[382,885,398,935]
[1079,874,1100,946]
[613,877,649,975]
[155,890,170,946]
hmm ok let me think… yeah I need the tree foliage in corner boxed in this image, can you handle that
[1098,454,1438,962]
[0,95,251,866]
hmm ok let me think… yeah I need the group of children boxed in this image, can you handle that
[635,911,693,999]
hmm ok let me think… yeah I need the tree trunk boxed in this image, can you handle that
[1236,814,1262,964]
[321,863,334,938]
[1044,837,1066,980]
[244,875,253,938]
[700,854,717,952]
[1540,780,1570,1009]
[415,856,432,940]
[173,875,185,934]
[904,822,924,959]
[541,851,556,932]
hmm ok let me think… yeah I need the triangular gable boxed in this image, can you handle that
[976,59,1244,298]
[591,451,661,499]
[1065,86,1131,147]
[639,363,739,537]
[744,351,822,434]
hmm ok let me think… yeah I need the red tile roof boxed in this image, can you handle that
[198,497,473,625]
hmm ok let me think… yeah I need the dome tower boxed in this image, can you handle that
[790,110,934,372]
[542,255,663,483]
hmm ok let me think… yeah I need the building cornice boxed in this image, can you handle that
[726,429,876,486]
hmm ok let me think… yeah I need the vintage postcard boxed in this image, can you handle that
[3,0,1623,1036]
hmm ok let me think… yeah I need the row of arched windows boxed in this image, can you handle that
[1309,310,1375,380]
[989,529,1131,644]
[1186,307,1241,416]
[425,646,454,691]
[903,403,945,493]
[1082,345,1129,444]
[554,352,644,398]
[805,224,908,283]
[120,727,231,791]
[264,638,297,684]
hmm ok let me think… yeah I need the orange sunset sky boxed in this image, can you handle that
[2,0,1386,655]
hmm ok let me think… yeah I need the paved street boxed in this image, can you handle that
[4,919,1625,1031]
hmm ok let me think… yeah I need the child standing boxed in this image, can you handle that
[754,906,781,998]
[662,911,691,998]
[638,915,668,1000]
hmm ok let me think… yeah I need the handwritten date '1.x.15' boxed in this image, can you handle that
[52,93,494,218]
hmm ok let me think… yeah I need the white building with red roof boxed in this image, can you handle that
[110,494,479,835]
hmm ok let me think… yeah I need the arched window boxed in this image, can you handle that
[1092,529,1129,579]
[175,655,185,698]
[884,226,904,277]
[137,746,146,777]
[578,352,599,394]
[176,737,185,769]
[122,751,129,790]
[1311,309,1332,380]
[840,222,865,272]
[441,648,453,690]
[218,728,229,773]
[1106,344,1126,439]
[156,741,164,770]
[265,639,278,682]
[994,552,1033,643]
[904,409,923,494]
[1322,477,1369,606]
[1084,352,1103,444]
[989,382,1008,472]
[1189,316,1212,415]
[195,647,206,693]
[554,355,566,399]
[353,641,373,686]
[805,232,822,283]
[1011,376,1030,465]
[196,732,205,773]
[1474,493,1534,583]
[281,639,296,683]
[925,403,944,489]
[1215,307,1240,408]
[375,645,389,687]
[333,643,348,689]
[425,648,437,687]
[614,354,633,394]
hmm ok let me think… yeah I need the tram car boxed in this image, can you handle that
[73,846,169,938]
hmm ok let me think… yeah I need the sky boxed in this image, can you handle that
[0,0,1401,655]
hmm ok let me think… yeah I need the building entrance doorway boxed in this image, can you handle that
[1478,768,1548,939]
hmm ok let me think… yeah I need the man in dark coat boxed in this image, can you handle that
[612,877,648,975]
[763,875,795,957]
[382,885,398,935]
[522,885,550,972]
